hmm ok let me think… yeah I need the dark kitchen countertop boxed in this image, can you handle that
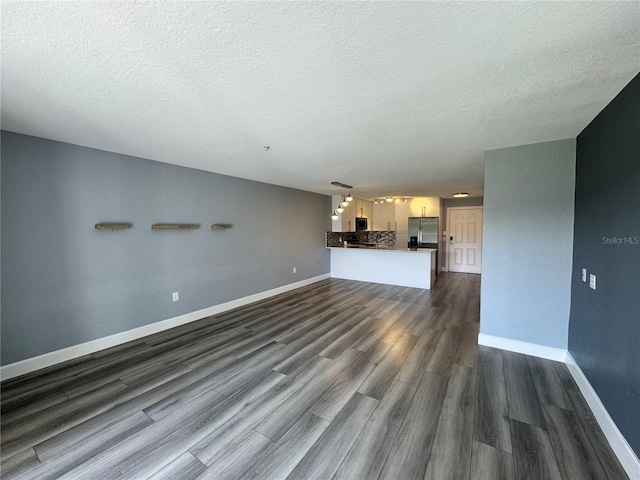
[344,242,394,249]
[327,246,436,254]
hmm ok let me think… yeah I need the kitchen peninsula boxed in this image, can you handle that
[326,231,436,289]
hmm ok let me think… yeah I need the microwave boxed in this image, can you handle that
[356,217,368,231]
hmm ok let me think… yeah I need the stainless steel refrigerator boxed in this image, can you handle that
[408,217,439,271]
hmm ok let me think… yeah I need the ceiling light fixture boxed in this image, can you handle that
[331,182,354,203]
[453,192,469,198]
[331,182,355,218]
[385,197,393,203]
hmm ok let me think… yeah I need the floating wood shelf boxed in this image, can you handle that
[95,223,131,230]
[151,224,200,230]
[211,224,233,230]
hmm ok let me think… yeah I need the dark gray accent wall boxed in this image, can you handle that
[569,73,640,456]
[1,132,331,365]
[481,139,576,348]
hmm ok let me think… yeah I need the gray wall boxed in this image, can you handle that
[481,139,576,348]
[1,132,331,365]
[569,73,640,456]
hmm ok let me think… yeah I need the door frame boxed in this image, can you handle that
[444,206,483,273]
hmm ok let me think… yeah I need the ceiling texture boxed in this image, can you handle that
[2,1,639,199]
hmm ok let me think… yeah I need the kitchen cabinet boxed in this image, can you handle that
[372,203,382,230]
[394,199,411,247]
[332,196,373,232]
[342,199,355,231]
[409,197,440,217]
[354,198,374,230]
[385,202,396,230]
[366,200,374,227]
[373,201,396,231]
[354,198,364,224]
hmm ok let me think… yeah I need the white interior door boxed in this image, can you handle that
[448,208,483,274]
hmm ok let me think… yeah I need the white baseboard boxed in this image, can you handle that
[0,274,330,381]
[477,333,568,362]
[565,353,640,480]
[477,333,639,478]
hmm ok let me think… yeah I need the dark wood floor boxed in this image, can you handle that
[0,274,629,479]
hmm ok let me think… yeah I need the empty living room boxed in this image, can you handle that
[1,2,638,479]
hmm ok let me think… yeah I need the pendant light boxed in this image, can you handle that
[330,182,354,218]
[385,197,393,202]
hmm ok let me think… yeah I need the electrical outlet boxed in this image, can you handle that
[292,267,297,273]
[172,292,179,302]
[589,274,596,290]
[581,268,587,282]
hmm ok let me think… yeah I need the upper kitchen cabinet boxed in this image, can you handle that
[342,199,355,231]
[332,195,373,232]
[394,199,411,246]
[395,199,411,232]
[409,197,440,218]
[354,198,373,229]
[351,196,441,234]
[373,201,396,231]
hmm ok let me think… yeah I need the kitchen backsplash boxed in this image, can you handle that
[326,230,396,247]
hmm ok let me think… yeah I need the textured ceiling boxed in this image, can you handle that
[2,2,639,199]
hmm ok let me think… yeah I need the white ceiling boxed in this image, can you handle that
[2,2,638,199]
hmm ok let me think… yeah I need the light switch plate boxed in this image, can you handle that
[582,268,587,282]
[589,274,596,290]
